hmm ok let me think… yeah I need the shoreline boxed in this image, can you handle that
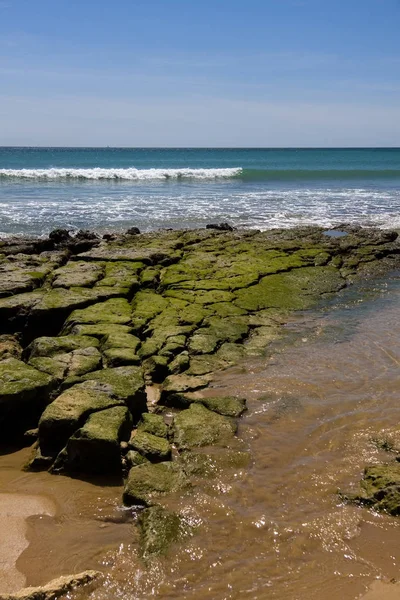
[1,224,400,598]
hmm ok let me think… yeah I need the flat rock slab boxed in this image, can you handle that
[123,461,190,506]
[26,335,100,359]
[76,246,177,264]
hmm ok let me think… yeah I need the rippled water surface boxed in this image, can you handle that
[1,273,400,599]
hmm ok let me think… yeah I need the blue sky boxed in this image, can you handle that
[0,0,399,146]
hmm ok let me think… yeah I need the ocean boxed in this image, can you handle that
[0,147,399,236]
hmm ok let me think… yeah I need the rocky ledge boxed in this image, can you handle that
[1,225,399,555]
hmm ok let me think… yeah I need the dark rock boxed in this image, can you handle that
[49,228,71,244]
[206,222,234,231]
[126,227,141,235]
[75,230,99,241]
[0,359,54,441]
[0,334,22,361]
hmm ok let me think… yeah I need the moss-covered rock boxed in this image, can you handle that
[123,461,190,506]
[344,463,400,516]
[58,406,132,474]
[26,335,100,359]
[0,287,128,337]
[139,506,190,558]
[95,260,142,292]
[169,394,246,417]
[139,413,168,438]
[0,358,54,440]
[173,403,237,449]
[29,346,102,380]
[162,374,212,398]
[67,323,134,338]
[52,262,104,288]
[0,259,49,297]
[128,430,172,461]
[125,449,149,468]
[101,332,141,352]
[103,348,141,367]
[234,266,345,311]
[79,365,146,418]
[62,298,132,333]
[38,383,124,456]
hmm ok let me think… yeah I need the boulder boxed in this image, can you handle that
[58,406,132,474]
[38,383,125,456]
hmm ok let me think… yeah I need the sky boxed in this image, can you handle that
[0,0,399,147]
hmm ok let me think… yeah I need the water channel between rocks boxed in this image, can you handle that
[2,271,400,600]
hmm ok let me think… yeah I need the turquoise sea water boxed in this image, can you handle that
[0,147,399,236]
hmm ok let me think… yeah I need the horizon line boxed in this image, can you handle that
[1,146,400,150]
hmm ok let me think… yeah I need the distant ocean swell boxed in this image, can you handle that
[1,167,400,181]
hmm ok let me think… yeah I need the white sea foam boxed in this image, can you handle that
[0,167,242,180]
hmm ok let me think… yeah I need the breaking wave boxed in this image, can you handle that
[0,167,243,181]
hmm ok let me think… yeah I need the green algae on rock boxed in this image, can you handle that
[38,382,126,456]
[0,358,54,438]
[138,505,192,558]
[58,406,133,475]
[344,462,400,516]
[173,403,237,449]
[123,461,191,506]
[128,430,172,462]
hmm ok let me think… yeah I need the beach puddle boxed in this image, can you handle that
[2,273,400,599]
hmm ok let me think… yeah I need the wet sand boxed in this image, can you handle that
[0,492,55,593]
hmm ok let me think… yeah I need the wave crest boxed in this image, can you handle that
[0,167,242,181]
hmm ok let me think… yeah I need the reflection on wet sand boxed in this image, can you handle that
[2,275,400,599]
